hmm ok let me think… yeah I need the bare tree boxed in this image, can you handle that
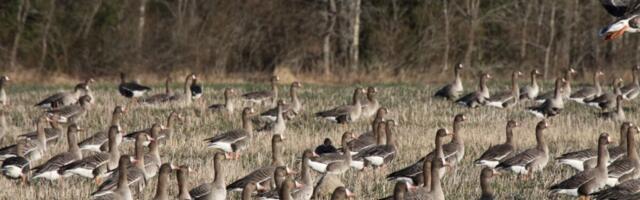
[137,0,148,61]
[520,1,532,60]
[350,0,361,72]
[543,3,557,78]
[463,0,480,68]
[9,0,30,69]
[441,0,451,73]
[323,0,336,75]
[39,0,56,69]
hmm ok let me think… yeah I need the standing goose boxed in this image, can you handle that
[315,88,365,123]
[386,128,450,183]
[593,178,640,199]
[189,152,227,200]
[274,176,297,200]
[0,116,50,161]
[474,120,518,168]
[259,82,303,122]
[346,108,388,153]
[118,72,152,100]
[520,69,542,100]
[486,71,522,108]
[46,95,92,124]
[124,111,183,143]
[31,124,83,181]
[0,76,9,106]
[255,166,291,199]
[399,159,448,200]
[142,125,163,179]
[536,68,577,102]
[189,73,203,101]
[557,122,631,172]
[331,187,355,200]
[527,78,565,118]
[140,77,173,104]
[434,63,464,100]
[226,135,295,192]
[93,156,134,200]
[78,106,126,152]
[242,75,280,106]
[1,139,30,183]
[479,168,500,200]
[440,114,466,168]
[59,125,121,181]
[496,120,550,179]
[18,113,64,144]
[361,87,380,118]
[383,158,437,200]
[380,181,413,200]
[456,72,491,108]
[255,100,287,137]
[204,107,255,159]
[549,133,611,198]
[308,132,356,173]
[293,150,316,200]
[621,66,640,100]
[586,78,624,110]
[242,182,258,200]
[208,88,238,114]
[607,125,640,186]
[152,163,176,200]
[177,165,192,200]
[353,120,398,169]
[598,95,626,121]
[35,82,89,108]
[312,165,347,199]
[570,71,605,104]
[92,133,150,197]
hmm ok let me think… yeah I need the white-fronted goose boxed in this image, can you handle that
[570,71,604,104]
[607,125,640,186]
[204,107,255,159]
[486,71,522,108]
[143,126,162,179]
[255,100,287,137]
[209,88,238,114]
[35,82,89,108]
[78,106,126,152]
[386,128,450,184]
[1,139,29,183]
[479,167,500,200]
[93,133,150,197]
[331,186,355,200]
[152,163,176,200]
[556,122,631,172]
[259,82,303,122]
[92,156,134,200]
[242,182,257,200]
[124,111,182,144]
[140,77,173,104]
[598,95,626,121]
[189,73,203,100]
[315,138,337,156]
[315,88,365,123]
[519,69,542,100]
[0,76,9,106]
[292,149,316,200]
[309,132,356,173]
[441,114,466,168]
[177,165,191,200]
[312,166,346,199]
[353,120,397,169]
[361,86,380,118]
[549,133,611,198]
[621,66,640,100]
[527,78,565,118]
[46,95,92,123]
[347,109,387,153]
[474,120,517,168]
[18,113,64,144]
[255,166,289,199]
[434,63,464,100]
[593,178,640,199]
[496,120,550,179]
[586,78,623,110]
[242,75,280,106]
[0,116,49,161]
[118,72,152,99]
[227,135,294,192]
[59,125,121,181]
[189,152,227,200]
[403,159,447,200]
[380,181,413,200]
[456,72,491,108]
[32,124,83,181]
[535,68,576,102]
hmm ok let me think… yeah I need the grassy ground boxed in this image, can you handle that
[0,82,634,199]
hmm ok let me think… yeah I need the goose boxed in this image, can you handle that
[479,168,500,200]
[1,139,30,183]
[527,78,565,118]
[189,152,227,200]
[384,159,448,200]
[255,100,287,138]
[255,166,291,199]
[361,87,380,118]
[557,122,631,172]
[78,106,126,152]
[177,165,192,200]
[242,182,258,200]
[331,187,355,200]
[142,125,163,179]
[0,116,50,161]
[59,125,121,182]
[293,150,316,200]
[189,73,203,100]
[383,158,437,200]
[93,133,151,197]
[474,120,518,168]
[315,88,365,123]
[312,165,346,199]
[535,68,576,102]
[586,78,623,110]
[434,63,464,100]
[118,72,152,100]
[18,113,64,144]
[152,163,176,200]
[314,138,337,156]
[593,178,640,199]
[140,77,173,104]
[208,88,238,114]
[92,156,134,200]
[607,125,640,186]
[275,176,297,200]
[440,114,466,168]
[519,69,542,100]
[386,128,451,184]
[379,181,413,200]
[352,120,398,169]
[31,124,83,181]
[570,71,605,104]
[166,74,199,103]
[35,82,89,108]
[347,108,388,153]
[226,135,295,192]
[308,132,356,173]
[242,75,279,106]
[598,0,640,40]
[549,133,611,198]
[204,107,255,159]
[124,111,183,144]
[455,72,491,108]
[0,76,9,106]
[496,120,550,179]
[46,95,92,124]
[258,82,303,122]
[486,71,522,108]
[598,95,626,121]
[621,66,640,100]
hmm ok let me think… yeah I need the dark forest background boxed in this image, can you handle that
[0,0,637,82]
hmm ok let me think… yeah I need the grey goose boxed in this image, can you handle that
[0,116,51,161]
[140,77,173,104]
[258,81,303,122]
[570,71,605,104]
[78,106,126,152]
[59,125,122,181]
[434,63,464,100]
[152,163,176,200]
[315,88,365,123]
[18,113,64,144]
[46,95,92,124]
[204,107,255,159]
[189,153,227,200]
[593,178,640,199]
[474,120,517,168]
[535,68,576,102]
[331,187,355,200]
[208,88,238,114]
[606,124,640,186]
[255,100,287,138]
[479,167,500,200]
[31,124,83,181]
[598,95,626,121]
[386,128,451,184]
[35,82,90,108]
[586,78,623,110]
[519,69,542,100]
[456,72,491,108]
[527,78,565,118]
[621,65,640,100]
[92,156,134,200]
[1,139,30,183]
[352,120,398,169]
[0,76,9,106]
[496,120,550,179]
[383,159,448,200]
[598,0,640,40]
[556,122,631,172]
[118,72,152,99]
[123,111,183,144]
[242,75,280,106]
[361,86,380,118]
[293,149,316,200]
[347,107,387,153]
[177,165,192,200]
[486,71,522,108]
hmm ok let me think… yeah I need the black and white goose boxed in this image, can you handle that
[598,0,640,40]
[189,73,203,100]
[455,72,491,108]
[118,72,152,99]
[570,71,604,104]
[1,139,30,183]
[621,66,640,100]
[486,71,522,108]
[31,124,83,181]
[315,88,365,123]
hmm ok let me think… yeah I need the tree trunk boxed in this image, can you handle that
[543,3,557,79]
[323,0,336,76]
[80,0,102,39]
[39,0,56,70]
[136,0,148,61]
[441,0,450,73]
[350,0,361,72]
[463,0,480,68]
[9,0,30,69]
[520,1,532,60]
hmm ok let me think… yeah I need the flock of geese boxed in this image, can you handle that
[0,66,637,200]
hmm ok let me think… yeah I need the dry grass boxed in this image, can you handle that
[0,82,634,199]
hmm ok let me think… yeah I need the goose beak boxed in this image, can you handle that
[286,167,297,175]
[311,152,320,158]
[407,183,418,192]
[492,170,501,176]
[294,181,305,189]
[607,136,612,144]
[346,189,356,198]
[601,20,630,41]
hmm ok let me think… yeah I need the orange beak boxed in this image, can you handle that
[605,25,628,41]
